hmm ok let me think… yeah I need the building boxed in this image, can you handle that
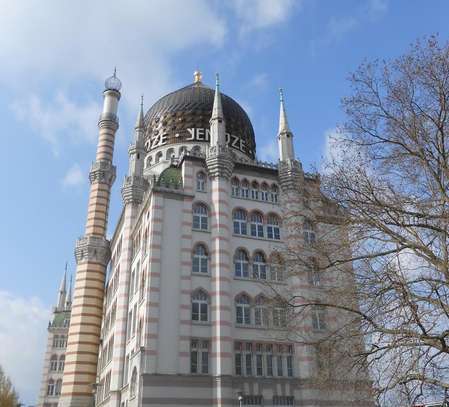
[37,269,72,407]
[57,70,371,407]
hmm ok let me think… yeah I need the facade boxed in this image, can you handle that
[57,70,371,407]
[38,271,72,407]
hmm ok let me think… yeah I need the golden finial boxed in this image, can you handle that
[194,69,202,84]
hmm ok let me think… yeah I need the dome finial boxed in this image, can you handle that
[194,69,202,84]
[105,67,122,92]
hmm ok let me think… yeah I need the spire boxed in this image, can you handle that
[57,264,67,309]
[65,274,72,308]
[277,88,295,161]
[211,73,224,121]
[209,73,226,148]
[278,88,291,134]
[135,95,145,130]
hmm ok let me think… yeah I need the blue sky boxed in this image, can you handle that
[0,0,448,403]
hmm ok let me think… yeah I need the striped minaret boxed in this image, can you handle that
[59,71,122,407]
[206,74,235,407]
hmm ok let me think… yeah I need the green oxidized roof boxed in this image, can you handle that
[157,167,183,189]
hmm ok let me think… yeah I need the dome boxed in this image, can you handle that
[144,80,256,159]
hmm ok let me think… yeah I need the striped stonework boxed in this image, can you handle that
[60,88,120,407]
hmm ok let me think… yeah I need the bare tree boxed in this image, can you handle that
[277,36,449,406]
[0,365,19,407]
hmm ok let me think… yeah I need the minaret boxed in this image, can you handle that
[59,71,121,407]
[65,274,73,309]
[57,266,67,310]
[278,88,295,162]
[206,74,234,406]
[209,74,226,147]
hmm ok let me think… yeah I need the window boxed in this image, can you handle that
[307,258,321,286]
[312,305,327,330]
[251,181,259,200]
[273,396,294,406]
[241,180,249,198]
[270,254,283,282]
[243,395,263,406]
[166,148,175,160]
[270,185,279,203]
[132,304,137,336]
[193,204,208,230]
[52,335,59,348]
[303,219,316,245]
[59,335,67,348]
[47,379,55,396]
[231,177,240,197]
[254,296,269,327]
[196,172,206,192]
[145,155,152,168]
[252,252,267,280]
[261,183,269,201]
[273,307,287,328]
[250,212,264,238]
[266,344,273,376]
[155,151,163,164]
[123,355,129,385]
[277,354,284,376]
[58,355,65,372]
[233,209,247,235]
[267,214,281,240]
[50,355,58,371]
[130,368,137,398]
[234,249,249,278]
[192,244,208,274]
[287,354,294,377]
[190,339,209,374]
[55,379,62,396]
[235,294,251,325]
[256,344,263,376]
[192,290,209,322]
[245,343,253,375]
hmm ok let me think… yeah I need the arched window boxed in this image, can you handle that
[192,203,208,230]
[192,244,208,274]
[50,355,58,371]
[47,379,55,396]
[233,209,247,235]
[251,181,259,200]
[270,253,284,282]
[234,249,249,278]
[231,178,240,197]
[261,183,269,201]
[52,335,59,348]
[270,184,279,203]
[55,379,62,396]
[196,172,206,192]
[192,290,209,322]
[254,296,269,327]
[130,368,137,398]
[235,294,251,325]
[145,155,152,168]
[59,335,67,348]
[241,180,249,198]
[166,148,175,160]
[191,145,201,155]
[267,214,281,240]
[250,212,264,238]
[252,252,267,280]
[155,151,163,164]
[303,219,316,245]
[58,355,65,372]
[179,146,187,156]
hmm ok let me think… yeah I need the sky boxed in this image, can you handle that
[0,0,448,404]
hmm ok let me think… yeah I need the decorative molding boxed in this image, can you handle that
[278,160,303,192]
[98,112,119,129]
[74,235,110,266]
[121,176,149,205]
[206,146,234,180]
[89,160,116,186]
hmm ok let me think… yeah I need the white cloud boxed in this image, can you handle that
[11,92,100,154]
[259,139,278,162]
[248,73,269,90]
[0,291,50,404]
[229,0,298,32]
[62,164,84,187]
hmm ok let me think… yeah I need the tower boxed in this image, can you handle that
[37,269,72,407]
[59,71,122,407]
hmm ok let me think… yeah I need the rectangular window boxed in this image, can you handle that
[235,353,242,375]
[266,354,273,376]
[245,353,252,376]
[277,355,283,376]
[256,354,263,376]
[273,396,294,406]
[191,340,209,374]
[287,355,293,377]
[190,350,198,373]
[312,306,326,330]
